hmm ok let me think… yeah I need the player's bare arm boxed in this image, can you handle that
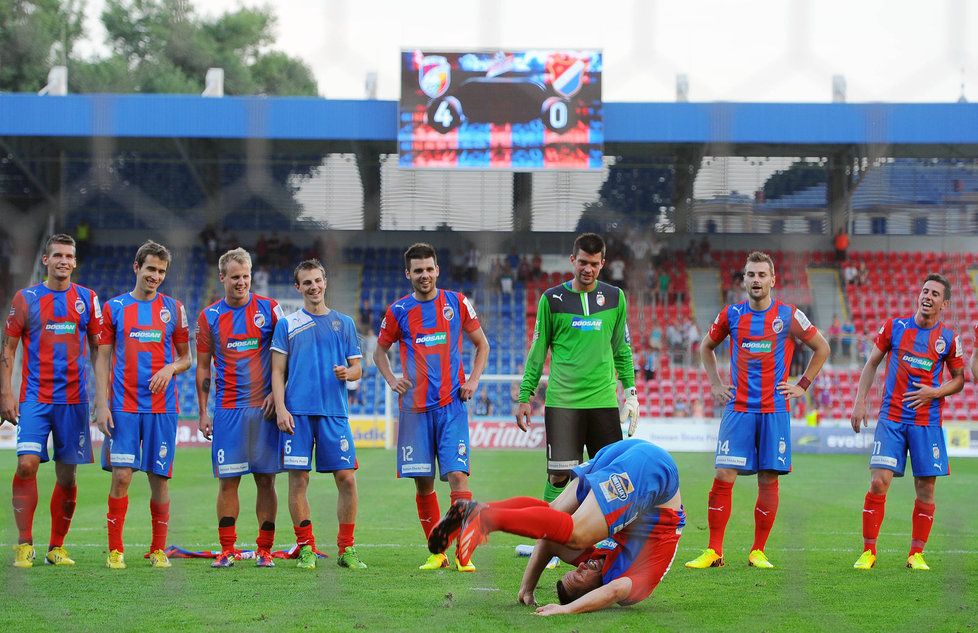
[514,402,533,432]
[971,347,978,383]
[94,343,115,436]
[148,340,191,394]
[535,577,632,616]
[374,341,412,394]
[777,329,830,400]
[903,365,965,410]
[518,538,558,605]
[850,346,886,432]
[333,357,363,382]
[460,326,490,401]
[700,333,733,405]
[195,349,213,440]
[271,350,294,434]
[0,331,20,423]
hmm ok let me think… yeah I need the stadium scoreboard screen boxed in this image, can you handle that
[398,49,603,171]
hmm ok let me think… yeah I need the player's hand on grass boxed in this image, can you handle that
[710,383,734,406]
[534,603,565,616]
[903,381,939,410]
[776,381,806,400]
[96,407,114,437]
[260,393,275,419]
[517,588,537,606]
[459,378,479,401]
[850,401,868,433]
[389,377,413,395]
[515,402,532,432]
[620,387,640,437]
[198,413,213,441]
[277,409,295,434]
[0,393,19,425]
[148,364,175,394]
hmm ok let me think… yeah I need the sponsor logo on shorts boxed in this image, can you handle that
[129,329,163,343]
[870,455,898,467]
[778,440,786,454]
[158,442,168,459]
[110,453,137,464]
[715,455,748,466]
[741,339,773,353]
[600,472,635,502]
[901,354,933,371]
[414,332,447,347]
[45,321,77,335]
[17,442,43,453]
[571,318,602,331]
[932,444,941,460]
[218,462,249,475]
[401,463,432,474]
[226,337,259,351]
[284,456,309,466]
[339,438,350,452]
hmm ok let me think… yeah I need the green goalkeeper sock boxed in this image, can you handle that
[543,480,568,503]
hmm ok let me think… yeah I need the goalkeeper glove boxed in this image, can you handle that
[620,387,640,437]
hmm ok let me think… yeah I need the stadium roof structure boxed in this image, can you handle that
[3,94,978,156]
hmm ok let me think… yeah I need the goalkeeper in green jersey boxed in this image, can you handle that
[516,233,640,505]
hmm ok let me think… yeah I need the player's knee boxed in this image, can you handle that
[15,459,39,479]
[254,473,275,490]
[112,469,133,489]
[868,474,891,494]
[219,477,241,492]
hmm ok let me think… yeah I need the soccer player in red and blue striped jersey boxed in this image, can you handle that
[374,243,490,571]
[686,251,829,570]
[850,273,964,571]
[196,248,283,568]
[1,234,101,568]
[94,240,191,569]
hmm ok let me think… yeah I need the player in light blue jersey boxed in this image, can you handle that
[270,260,367,570]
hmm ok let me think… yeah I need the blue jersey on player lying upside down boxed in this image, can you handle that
[572,440,685,605]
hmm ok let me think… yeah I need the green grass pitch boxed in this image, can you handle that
[1,448,976,632]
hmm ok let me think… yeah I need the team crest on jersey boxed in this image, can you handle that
[932,444,941,460]
[159,307,171,323]
[442,305,455,321]
[159,442,168,459]
[74,298,86,315]
[935,338,946,354]
[332,320,343,332]
[596,292,605,307]
[772,317,784,334]
[340,438,349,453]
[253,312,266,328]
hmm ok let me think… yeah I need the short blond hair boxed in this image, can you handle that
[744,251,775,275]
[219,247,252,276]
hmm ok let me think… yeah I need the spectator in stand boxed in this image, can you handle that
[74,219,91,261]
[644,263,658,304]
[253,264,270,297]
[256,234,269,261]
[506,249,520,273]
[828,315,842,361]
[265,233,281,266]
[844,262,858,285]
[475,392,492,416]
[658,268,671,304]
[673,399,689,417]
[648,326,664,357]
[451,249,466,283]
[530,252,543,280]
[686,319,700,363]
[666,323,684,365]
[857,328,873,362]
[841,318,856,362]
[698,236,711,266]
[361,330,378,370]
[359,298,373,333]
[649,236,665,267]
[201,224,220,263]
[488,257,502,288]
[466,246,480,284]
[642,346,658,381]
[833,228,849,263]
[517,255,532,283]
[691,398,705,418]
[346,378,362,407]
[607,256,627,290]
[857,261,869,286]
[499,261,514,296]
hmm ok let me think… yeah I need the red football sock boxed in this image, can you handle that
[909,500,936,556]
[48,482,77,548]
[256,528,275,552]
[150,500,169,553]
[707,478,734,556]
[294,522,315,548]
[483,507,574,543]
[450,489,472,505]
[862,492,886,555]
[416,491,440,539]
[337,523,355,553]
[107,495,128,553]
[218,525,237,552]
[488,496,550,510]
[751,480,780,552]
[11,474,38,544]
